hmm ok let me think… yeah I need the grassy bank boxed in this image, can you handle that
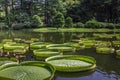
[33,28,120,32]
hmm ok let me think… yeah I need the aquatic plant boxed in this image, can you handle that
[46,55,96,72]
[112,41,120,46]
[33,49,61,60]
[30,42,50,50]
[13,38,21,42]
[0,61,55,80]
[47,44,75,54]
[116,50,120,59]
[0,57,17,66]
[79,39,96,48]
[4,43,28,53]
[96,47,114,54]
[2,39,13,43]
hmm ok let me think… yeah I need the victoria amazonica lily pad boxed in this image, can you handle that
[95,41,111,47]
[33,49,61,60]
[96,47,114,54]
[14,38,21,42]
[2,39,13,43]
[30,42,50,50]
[0,44,3,50]
[4,43,28,53]
[64,42,83,50]
[112,41,120,46]
[0,57,17,66]
[79,39,96,48]
[116,50,120,59]
[30,38,39,42]
[0,61,55,80]
[47,44,75,53]
[46,55,96,72]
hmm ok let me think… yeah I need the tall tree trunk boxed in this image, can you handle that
[30,0,34,16]
[44,0,48,26]
[20,0,23,11]
[11,0,14,14]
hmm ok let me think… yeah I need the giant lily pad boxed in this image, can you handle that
[64,42,82,50]
[96,47,114,54]
[0,61,55,80]
[30,42,49,50]
[30,38,39,42]
[13,38,21,42]
[0,57,17,66]
[46,55,96,72]
[95,41,111,47]
[79,39,96,48]
[116,50,120,59]
[47,44,75,53]
[112,41,120,46]
[0,44,3,50]
[33,49,61,60]
[4,43,28,53]
[2,39,13,43]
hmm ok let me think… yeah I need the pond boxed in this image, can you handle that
[0,29,120,80]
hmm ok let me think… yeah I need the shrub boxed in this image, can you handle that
[12,23,24,30]
[115,23,120,29]
[65,17,73,28]
[31,15,43,28]
[74,22,84,28]
[24,22,32,28]
[0,23,8,29]
[105,23,115,29]
[85,20,101,28]
[15,13,29,23]
[99,22,107,28]
[52,12,65,29]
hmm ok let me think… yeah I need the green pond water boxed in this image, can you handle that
[0,30,120,80]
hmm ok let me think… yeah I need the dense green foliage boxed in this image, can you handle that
[0,0,120,29]
[52,12,65,29]
[65,17,73,28]
[31,15,43,28]
[74,22,84,28]
[85,20,101,28]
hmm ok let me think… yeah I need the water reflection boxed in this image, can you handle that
[55,69,120,80]
[55,70,95,78]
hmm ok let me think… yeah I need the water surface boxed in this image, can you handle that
[0,30,120,80]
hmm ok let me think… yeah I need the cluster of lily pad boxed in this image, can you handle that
[0,38,97,80]
[82,34,120,58]
[0,33,119,79]
[2,33,119,79]
[93,33,120,40]
[68,36,120,59]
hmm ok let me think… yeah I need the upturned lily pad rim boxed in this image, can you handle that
[33,49,60,54]
[46,44,74,51]
[46,55,96,64]
[33,49,61,61]
[30,42,51,45]
[47,44,72,47]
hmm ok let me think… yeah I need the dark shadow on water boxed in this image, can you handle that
[54,69,120,80]
[55,69,95,78]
